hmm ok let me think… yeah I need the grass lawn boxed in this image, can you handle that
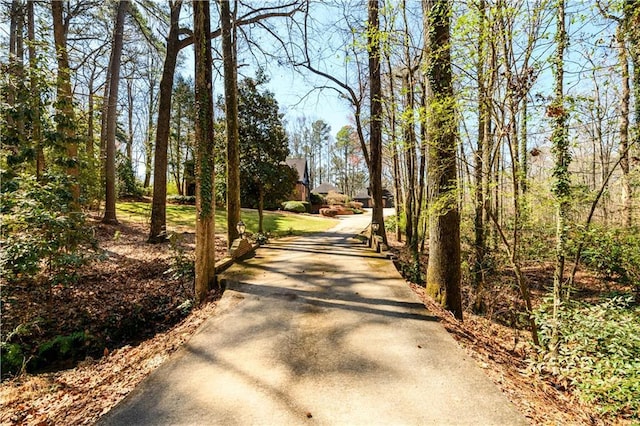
[117,201,338,236]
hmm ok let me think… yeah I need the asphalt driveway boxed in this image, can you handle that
[99,212,527,425]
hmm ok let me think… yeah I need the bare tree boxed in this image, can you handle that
[148,0,183,242]
[27,0,44,179]
[148,0,304,243]
[598,1,633,226]
[221,0,241,247]
[102,0,129,224]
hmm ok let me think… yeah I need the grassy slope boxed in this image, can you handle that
[117,202,338,236]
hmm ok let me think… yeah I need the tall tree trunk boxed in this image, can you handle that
[8,0,23,134]
[520,99,528,194]
[258,184,265,233]
[627,1,640,174]
[193,0,216,304]
[424,0,463,320]
[87,75,96,161]
[126,78,134,162]
[618,25,632,227]
[27,0,44,179]
[417,79,429,253]
[51,0,79,208]
[482,41,496,255]
[402,71,416,250]
[102,0,129,225]
[172,103,183,195]
[144,69,157,189]
[392,143,403,241]
[99,59,112,201]
[550,0,569,352]
[221,0,241,246]
[344,142,348,196]
[149,0,182,243]
[473,0,488,310]
[386,56,403,242]
[368,0,386,243]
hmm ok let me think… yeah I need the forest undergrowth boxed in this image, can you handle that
[0,219,227,424]
[389,235,639,425]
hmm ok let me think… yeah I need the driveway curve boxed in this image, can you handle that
[99,212,527,425]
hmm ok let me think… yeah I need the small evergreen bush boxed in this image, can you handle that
[310,192,325,205]
[579,227,640,298]
[580,228,627,280]
[0,173,98,287]
[282,201,306,213]
[116,152,144,198]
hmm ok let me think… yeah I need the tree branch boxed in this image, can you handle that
[178,2,305,50]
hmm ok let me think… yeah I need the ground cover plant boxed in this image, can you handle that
[388,214,640,424]
[533,295,640,418]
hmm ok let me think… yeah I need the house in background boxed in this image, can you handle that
[285,158,310,202]
[311,182,341,195]
[353,191,371,208]
[353,188,395,208]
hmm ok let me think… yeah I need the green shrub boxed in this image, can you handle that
[578,227,640,296]
[310,192,325,205]
[532,295,640,419]
[519,224,556,262]
[579,228,627,280]
[165,233,195,282]
[1,319,48,378]
[38,331,87,360]
[116,152,144,198]
[0,173,98,286]
[0,342,26,378]
[282,201,306,213]
[384,214,397,232]
[167,195,196,205]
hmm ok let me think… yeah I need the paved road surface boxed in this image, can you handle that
[99,212,528,425]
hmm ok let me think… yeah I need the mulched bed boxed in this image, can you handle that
[1,219,227,377]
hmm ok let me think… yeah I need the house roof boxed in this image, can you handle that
[353,191,370,200]
[312,182,340,194]
[285,158,308,184]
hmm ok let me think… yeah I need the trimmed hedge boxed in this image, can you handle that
[167,195,196,205]
[282,201,307,213]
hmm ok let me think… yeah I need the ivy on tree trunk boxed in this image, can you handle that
[423,0,463,321]
[193,0,216,304]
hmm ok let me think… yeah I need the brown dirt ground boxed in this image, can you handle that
[1,219,227,425]
[0,222,632,425]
